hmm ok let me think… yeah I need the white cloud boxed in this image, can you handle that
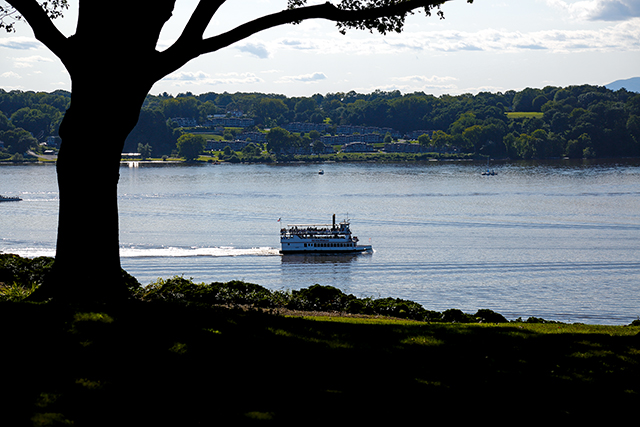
[279,39,318,50]
[1,71,22,79]
[546,0,640,21]
[0,37,42,50]
[163,71,211,81]
[162,71,264,86]
[246,18,640,58]
[392,75,458,85]
[373,75,460,93]
[237,43,270,58]
[277,72,327,83]
[12,55,54,68]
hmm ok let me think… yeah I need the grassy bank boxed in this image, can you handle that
[1,255,639,425]
[2,300,639,426]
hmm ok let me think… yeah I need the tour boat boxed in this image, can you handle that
[0,195,22,202]
[280,214,372,254]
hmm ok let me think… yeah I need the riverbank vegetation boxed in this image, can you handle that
[5,253,637,325]
[1,254,639,425]
[2,84,639,164]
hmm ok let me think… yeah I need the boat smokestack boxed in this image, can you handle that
[332,214,336,230]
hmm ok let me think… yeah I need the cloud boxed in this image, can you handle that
[11,55,54,68]
[279,39,317,50]
[237,43,270,59]
[0,37,42,50]
[386,75,460,92]
[163,71,211,81]
[0,71,21,79]
[546,0,640,21]
[392,75,458,84]
[276,72,327,83]
[162,71,264,86]
[257,18,640,57]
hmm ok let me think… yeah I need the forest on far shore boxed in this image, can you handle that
[1,84,639,161]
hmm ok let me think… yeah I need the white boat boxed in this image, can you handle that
[280,214,372,254]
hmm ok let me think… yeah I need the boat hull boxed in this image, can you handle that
[280,245,372,254]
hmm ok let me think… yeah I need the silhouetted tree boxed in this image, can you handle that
[5,0,472,302]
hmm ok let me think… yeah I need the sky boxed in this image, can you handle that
[0,0,639,97]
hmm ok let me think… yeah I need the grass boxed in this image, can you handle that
[1,300,638,426]
[1,257,639,424]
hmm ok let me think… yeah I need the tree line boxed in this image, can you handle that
[2,84,639,160]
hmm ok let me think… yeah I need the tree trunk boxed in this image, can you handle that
[32,79,151,303]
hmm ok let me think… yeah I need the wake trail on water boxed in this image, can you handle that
[4,246,281,259]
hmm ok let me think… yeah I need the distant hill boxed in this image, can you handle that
[606,77,640,93]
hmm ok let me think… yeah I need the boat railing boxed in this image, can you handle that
[281,231,352,239]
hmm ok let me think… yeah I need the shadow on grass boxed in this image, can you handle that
[1,301,638,426]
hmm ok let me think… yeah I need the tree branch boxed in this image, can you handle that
[201,0,449,53]
[6,0,69,60]
[157,0,454,78]
[177,0,228,43]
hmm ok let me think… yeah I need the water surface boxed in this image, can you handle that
[2,160,639,324]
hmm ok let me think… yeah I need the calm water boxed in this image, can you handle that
[2,160,640,324]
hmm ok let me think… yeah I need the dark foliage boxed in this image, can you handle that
[0,253,54,286]
[474,308,508,323]
[2,85,638,159]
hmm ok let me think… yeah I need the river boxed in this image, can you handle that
[2,159,640,324]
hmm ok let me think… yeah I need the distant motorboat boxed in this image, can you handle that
[0,195,22,202]
[318,169,324,175]
[481,158,497,176]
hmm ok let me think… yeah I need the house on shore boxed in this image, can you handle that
[341,142,376,153]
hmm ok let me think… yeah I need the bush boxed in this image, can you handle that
[0,254,54,287]
[1,255,521,323]
[474,309,508,323]
[140,276,277,308]
[287,284,356,312]
[442,309,474,323]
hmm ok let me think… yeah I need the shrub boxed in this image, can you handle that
[442,309,474,323]
[474,309,508,323]
[0,254,54,287]
[368,297,427,319]
[288,284,356,312]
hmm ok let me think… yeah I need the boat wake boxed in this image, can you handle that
[3,246,281,259]
[120,246,280,258]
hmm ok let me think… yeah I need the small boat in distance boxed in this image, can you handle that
[481,158,497,176]
[0,195,22,202]
[318,169,324,175]
[280,214,372,254]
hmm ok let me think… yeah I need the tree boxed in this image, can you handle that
[10,107,50,137]
[417,133,430,146]
[177,133,206,161]
[137,142,152,159]
[254,98,288,125]
[266,126,293,153]
[5,0,472,302]
[0,127,37,153]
